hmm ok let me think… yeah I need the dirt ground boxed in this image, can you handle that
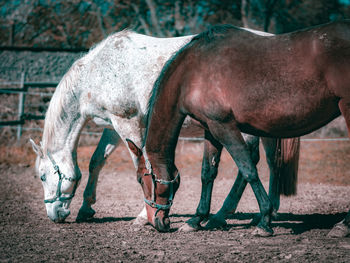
[0,139,349,262]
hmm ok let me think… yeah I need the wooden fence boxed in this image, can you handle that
[0,45,89,142]
[0,73,58,141]
[0,71,348,143]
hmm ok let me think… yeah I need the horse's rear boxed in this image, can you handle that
[322,21,350,134]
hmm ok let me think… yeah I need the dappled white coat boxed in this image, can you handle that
[31,31,194,222]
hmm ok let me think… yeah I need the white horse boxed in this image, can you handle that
[30,28,299,230]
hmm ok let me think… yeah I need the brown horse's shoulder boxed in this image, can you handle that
[182,82,232,122]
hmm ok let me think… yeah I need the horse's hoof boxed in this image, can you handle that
[76,207,96,222]
[133,215,149,226]
[251,226,273,237]
[250,215,260,226]
[204,216,227,230]
[327,220,350,238]
[178,223,199,232]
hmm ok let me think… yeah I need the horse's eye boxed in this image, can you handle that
[40,174,46,182]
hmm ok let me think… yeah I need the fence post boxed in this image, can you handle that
[16,72,25,142]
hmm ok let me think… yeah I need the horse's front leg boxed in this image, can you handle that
[262,137,280,217]
[205,121,273,236]
[205,134,259,229]
[76,128,121,222]
[327,99,350,237]
[180,131,223,232]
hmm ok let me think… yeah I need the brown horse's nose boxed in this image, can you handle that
[154,216,170,232]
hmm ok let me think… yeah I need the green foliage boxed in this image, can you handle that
[0,0,349,48]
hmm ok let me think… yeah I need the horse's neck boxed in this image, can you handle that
[42,82,87,158]
[145,89,185,165]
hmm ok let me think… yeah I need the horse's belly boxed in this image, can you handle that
[235,98,340,138]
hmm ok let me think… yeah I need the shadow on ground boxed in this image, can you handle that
[167,212,347,234]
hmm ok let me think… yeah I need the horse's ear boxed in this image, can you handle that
[126,139,142,158]
[29,138,44,158]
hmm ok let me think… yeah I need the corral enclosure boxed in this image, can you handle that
[1,48,349,261]
[1,1,350,262]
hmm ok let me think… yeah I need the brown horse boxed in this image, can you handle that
[129,21,350,236]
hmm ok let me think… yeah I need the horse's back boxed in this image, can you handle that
[179,21,350,137]
[78,31,192,119]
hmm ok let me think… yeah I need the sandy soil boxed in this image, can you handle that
[0,140,349,262]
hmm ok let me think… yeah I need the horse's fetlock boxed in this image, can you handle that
[83,195,96,205]
[196,207,209,218]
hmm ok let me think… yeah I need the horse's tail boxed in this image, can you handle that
[274,137,300,196]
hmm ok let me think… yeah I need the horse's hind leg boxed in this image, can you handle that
[76,128,121,222]
[205,134,259,229]
[327,99,350,237]
[180,131,223,232]
[328,210,350,238]
[262,137,280,216]
[206,121,273,236]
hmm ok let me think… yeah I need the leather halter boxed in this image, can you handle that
[43,151,81,204]
[142,159,180,216]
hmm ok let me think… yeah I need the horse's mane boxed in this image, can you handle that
[192,24,239,43]
[142,38,193,148]
[41,59,84,153]
[142,25,240,148]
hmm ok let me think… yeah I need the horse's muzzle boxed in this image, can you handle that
[154,216,170,232]
[46,202,71,223]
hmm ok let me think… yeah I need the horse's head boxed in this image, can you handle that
[30,139,81,223]
[126,139,180,232]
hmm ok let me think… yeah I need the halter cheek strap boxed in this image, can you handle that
[143,170,180,216]
[43,151,81,204]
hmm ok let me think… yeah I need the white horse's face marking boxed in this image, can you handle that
[31,140,77,222]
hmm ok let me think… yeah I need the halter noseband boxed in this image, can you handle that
[142,160,180,216]
[43,151,81,204]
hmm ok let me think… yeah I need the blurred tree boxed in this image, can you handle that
[0,0,349,48]
[241,0,350,33]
